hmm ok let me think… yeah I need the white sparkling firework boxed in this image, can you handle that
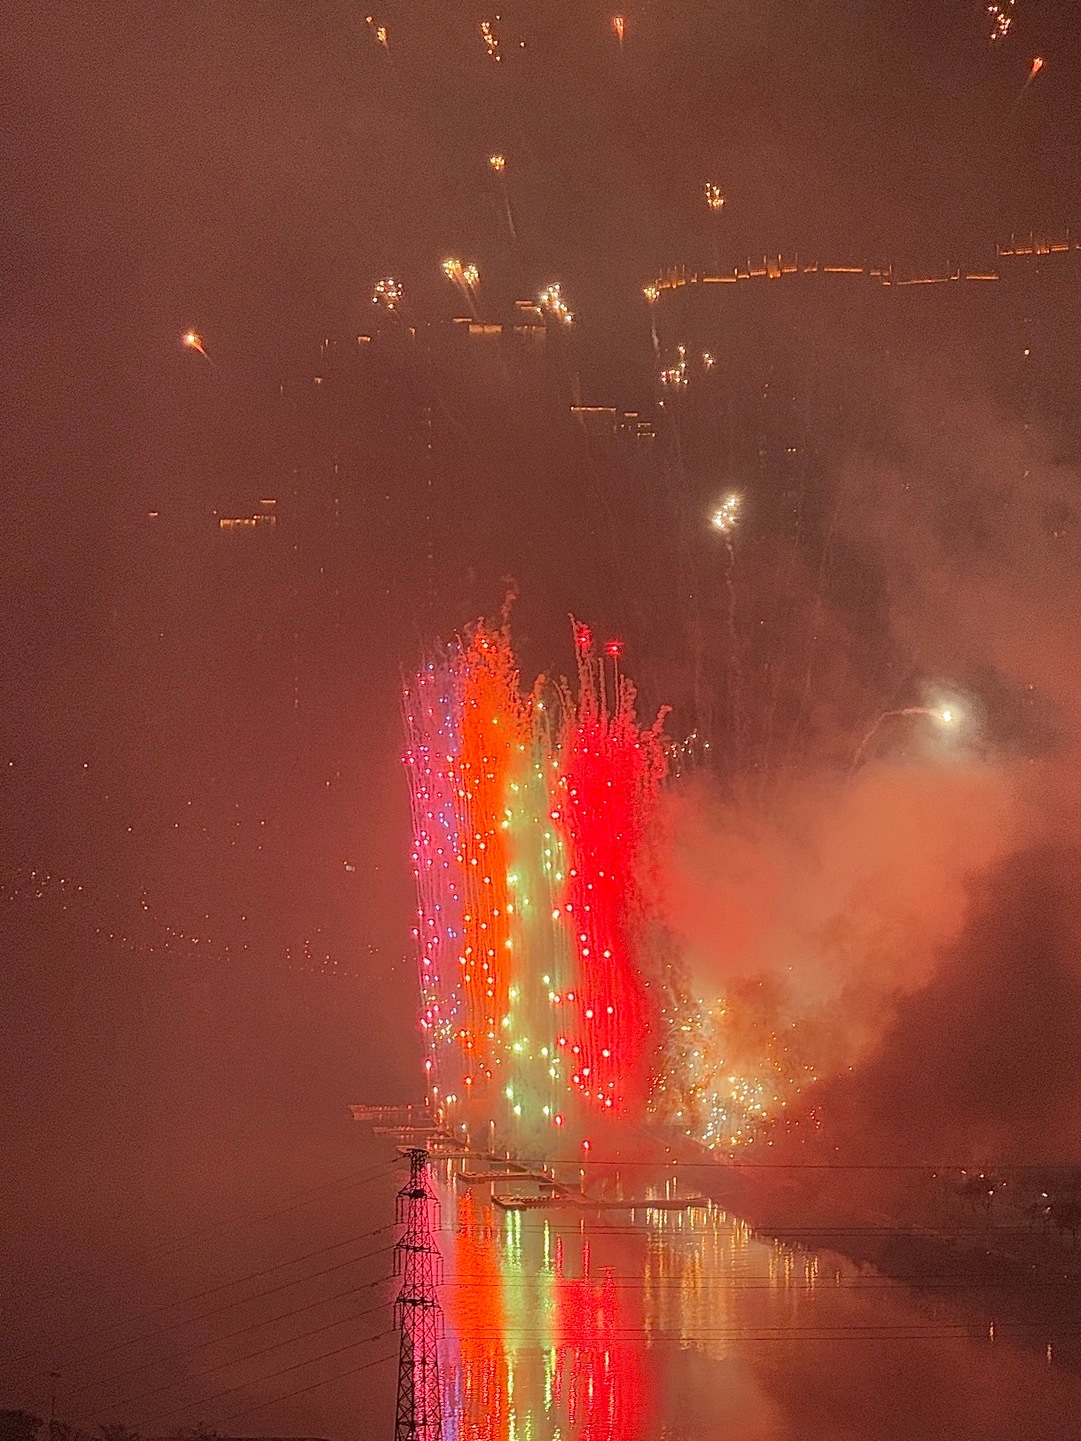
[660,344,688,388]
[372,276,402,310]
[480,19,500,60]
[538,282,574,325]
[704,181,726,213]
[710,494,741,534]
[987,1,1016,42]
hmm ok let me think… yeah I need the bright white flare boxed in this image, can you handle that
[711,494,741,534]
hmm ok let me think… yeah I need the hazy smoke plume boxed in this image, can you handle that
[653,369,1081,1182]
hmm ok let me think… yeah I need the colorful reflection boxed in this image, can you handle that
[433,1166,1081,1441]
[441,1179,646,1440]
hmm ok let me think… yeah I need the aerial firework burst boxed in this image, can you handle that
[480,19,500,61]
[711,494,741,535]
[703,181,725,213]
[987,1,1016,43]
[659,345,688,388]
[372,276,402,310]
[538,282,574,326]
[442,256,482,313]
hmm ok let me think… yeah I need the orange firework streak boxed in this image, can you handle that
[453,625,528,1071]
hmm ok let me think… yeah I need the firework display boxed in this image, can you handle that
[404,620,669,1142]
[404,618,814,1152]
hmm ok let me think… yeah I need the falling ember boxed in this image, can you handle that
[986,1,1016,42]
[462,262,480,290]
[372,276,402,310]
[365,15,388,48]
[490,155,517,241]
[442,256,464,284]
[182,330,209,360]
[642,284,659,305]
[612,14,625,47]
[480,19,500,60]
[659,344,688,388]
[704,181,726,213]
[710,494,741,535]
[538,282,574,326]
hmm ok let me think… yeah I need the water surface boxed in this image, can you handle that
[432,1160,1081,1441]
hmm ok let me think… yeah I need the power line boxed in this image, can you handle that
[13,1161,396,1368]
[75,1264,396,1405]
[33,1221,394,1380]
[150,1326,398,1426]
[62,1237,395,1375]
[155,1162,397,1257]
[210,1345,397,1430]
[107,1290,392,1417]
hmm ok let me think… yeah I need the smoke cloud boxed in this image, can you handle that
[651,368,1081,1184]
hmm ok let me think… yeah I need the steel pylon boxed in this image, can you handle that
[393,1148,444,1441]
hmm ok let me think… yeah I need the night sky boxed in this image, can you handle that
[4,1,1081,1435]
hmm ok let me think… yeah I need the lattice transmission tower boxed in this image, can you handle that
[393,1148,444,1441]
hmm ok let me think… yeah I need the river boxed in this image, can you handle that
[429,1157,1081,1441]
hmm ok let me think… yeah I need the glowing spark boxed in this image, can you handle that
[987,1,1016,42]
[702,352,715,370]
[710,494,741,535]
[704,182,726,213]
[480,19,500,60]
[365,15,388,48]
[443,257,481,313]
[490,154,517,240]
[538,282,574,326]
[612,15,625,47]
[659,344,688,388]
[849,704,962,775]
[372,276,401,311]
[182,330,209,361]
[642,284,659,305]
[1010,53,1045,112]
